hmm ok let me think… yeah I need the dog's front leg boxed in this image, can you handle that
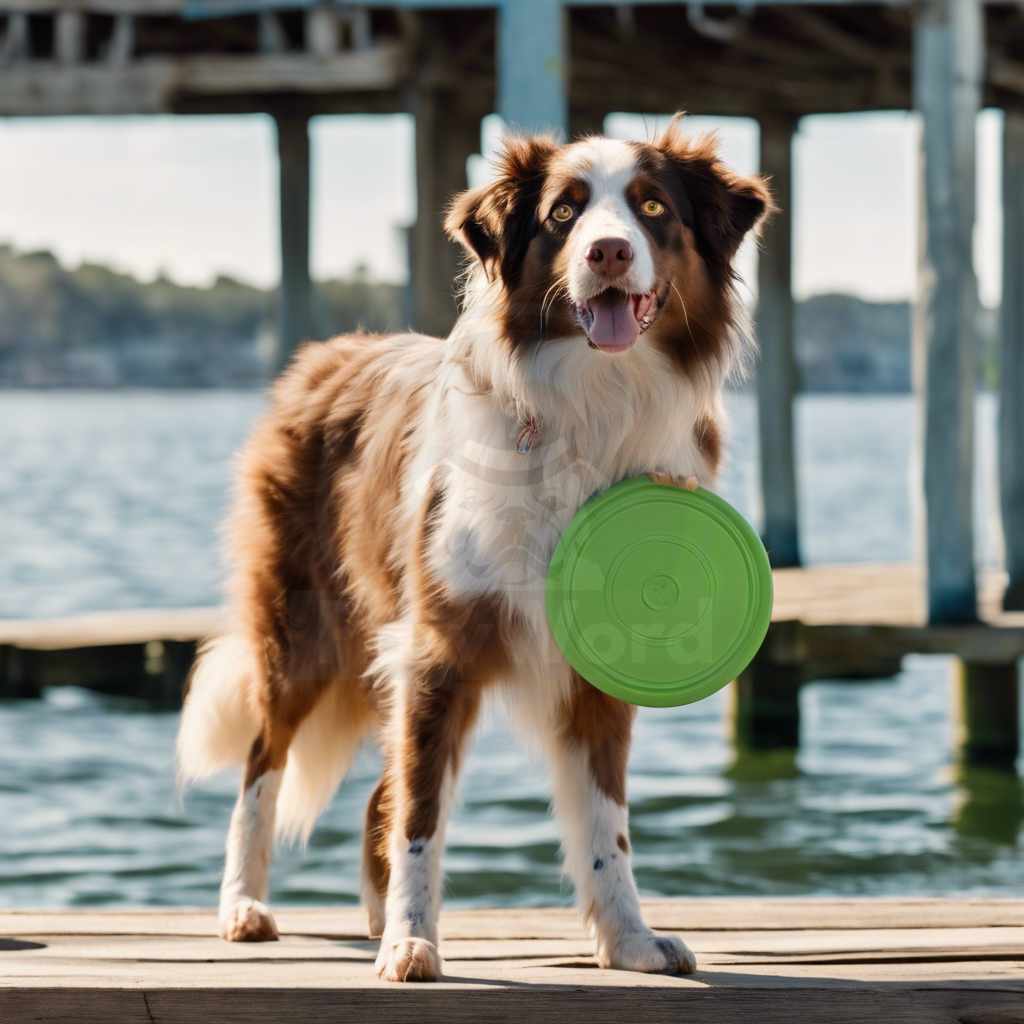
[375,662,480,982]
[545,677,696,974]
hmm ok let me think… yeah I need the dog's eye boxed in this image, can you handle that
[641,200,665,217]
[551,203,575,223]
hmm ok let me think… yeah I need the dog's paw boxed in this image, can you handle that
[375,937,442,982]
[218,897,279,942]
[601,930,696,974]
[647,471,699,491]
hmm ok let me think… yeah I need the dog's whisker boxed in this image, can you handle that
[670,282,692,335]
[539,279,569,335]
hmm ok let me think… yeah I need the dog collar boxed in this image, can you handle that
[517,417,539,454]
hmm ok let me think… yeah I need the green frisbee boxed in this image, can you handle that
[546,476,773,708]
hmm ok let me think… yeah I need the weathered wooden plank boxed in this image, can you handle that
[792,622,1024,664]
[9,927,1024,965]
[3,987,1022,1024]
[1,567,1021,652]
[2,569,1021,705]
[1,903,1022,1024]
[3,899,1021,937]
[1001,111,1024,611]
[756,113,801,568]
[0,607,225,649]
[0,47,409,116]
[770,564,1024,628]
[5,0,183,11]
[911,0,983,623]
[5,951,1023,989]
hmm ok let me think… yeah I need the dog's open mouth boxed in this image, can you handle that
[573,288,662,354]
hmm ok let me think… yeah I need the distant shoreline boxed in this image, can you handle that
[0,245,997,392]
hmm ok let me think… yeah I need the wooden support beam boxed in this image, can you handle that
[0,12,30,67]
[343,6,372,51]
[411,89,480,337]
[733,653,802,750]
[912,0,982,623]
[103,13,134,65]
[498,0,567,134]
[0,46,409,116]
[0,646,43,700]
[1001,111,1024,611]
[4,0,180,11]
[756,113,801,568]
[274,109,311,375]
[305,3,340,58]
[953,762,1024,843]
[956,659,1021,767]
[55,10,86,65]
[258,10,288,53]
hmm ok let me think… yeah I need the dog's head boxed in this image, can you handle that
[446,115,774,375]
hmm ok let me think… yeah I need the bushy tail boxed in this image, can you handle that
[176,632,369,847]
[175,633,260,789]
[274,682,368,846]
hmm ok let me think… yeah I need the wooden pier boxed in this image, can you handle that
[738,565,1024,764]
[1,900,1021,1022]
[2,563,1021,765]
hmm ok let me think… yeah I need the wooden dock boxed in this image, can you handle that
[1,563,1022,763]
[1,900,1021,1022]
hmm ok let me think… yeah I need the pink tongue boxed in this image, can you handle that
[588,291,641,350]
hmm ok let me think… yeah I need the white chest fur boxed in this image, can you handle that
[409,343,713,685]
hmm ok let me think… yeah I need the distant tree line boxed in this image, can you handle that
[0,245,998,390]
[0,247,407,387]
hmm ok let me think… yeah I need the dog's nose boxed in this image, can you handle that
[585,237,634,278]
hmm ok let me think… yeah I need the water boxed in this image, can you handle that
[0,389,1020,908]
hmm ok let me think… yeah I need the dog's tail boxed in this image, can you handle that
[176,632,369,847]
[175,633,260,790]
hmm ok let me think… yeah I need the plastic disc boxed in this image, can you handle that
[546,476,773,708]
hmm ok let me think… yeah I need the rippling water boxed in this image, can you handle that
[0,389,1020,908]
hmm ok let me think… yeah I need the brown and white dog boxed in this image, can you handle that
[176,116,772,982]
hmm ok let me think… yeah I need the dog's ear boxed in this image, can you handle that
[654,114,775,277]
[445,135,559,288]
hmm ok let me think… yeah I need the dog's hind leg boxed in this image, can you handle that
[218,724,295,942]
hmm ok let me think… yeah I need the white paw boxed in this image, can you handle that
[218,897,279,942]
[375,936,442,982]
[601,930,696,974]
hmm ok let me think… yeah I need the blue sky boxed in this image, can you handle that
[0,109,1004,306]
